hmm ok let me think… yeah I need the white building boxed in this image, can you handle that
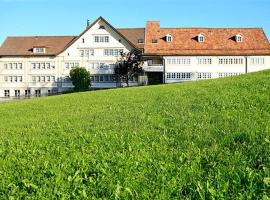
[1,17,270,97]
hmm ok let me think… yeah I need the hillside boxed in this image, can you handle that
[0,70,270,199]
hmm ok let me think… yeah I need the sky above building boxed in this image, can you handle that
[0,0,269,45]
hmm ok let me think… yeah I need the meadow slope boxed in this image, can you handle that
[0,70,270,199]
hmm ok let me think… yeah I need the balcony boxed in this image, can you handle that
[143,61,164,72]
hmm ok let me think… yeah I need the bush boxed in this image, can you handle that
[70,67,91,91]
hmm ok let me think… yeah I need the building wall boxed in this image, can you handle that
[163,56,270,83]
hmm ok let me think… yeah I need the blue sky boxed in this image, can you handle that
[0,0,269,44]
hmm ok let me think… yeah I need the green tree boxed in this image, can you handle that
[114,49,143,87]
[70,67,91,91]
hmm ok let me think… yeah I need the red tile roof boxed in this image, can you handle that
[1,18,270,56]
[144,22,270,55]
[0,36,77,56]
[117,28,145,49]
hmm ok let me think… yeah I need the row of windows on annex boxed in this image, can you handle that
[61,74,119,83]
[90,74,138,83]
[166,57,266,65]
[152,33,244,43]
[166,72,242,80]
[3,89,55,97]
[79,49,124,57]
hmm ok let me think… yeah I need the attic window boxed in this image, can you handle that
[236,34,243,42]
[198,34,205,43]
[34,47,46,53]
[166,34,173,42]
[152,39,158,44]
[138,39,144,44]
[82,38,85,43]
[99,25,105,30]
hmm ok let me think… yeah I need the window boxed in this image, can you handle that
[99,25,105,29]
[198,34,205,43]
[3,63,23,70]
[32,76,55,82]
[4,76,23,82]
[25,90,31,96]
[167,57,191,65]
[18,63,23,69]
[35,90,41,97]
[31,62,55,70]
[152,39,158,44]
[41,63,45,69]
[82,38,85,43]
[65,62,80,69]
[197,72,212,79]
[79,49,94,57]
[46,63,50,69]
[85,50,89,57]
[80,50,84,57]
[91,75,116,83]
[198,58,212,65]
[138,39,144,44]
[4,90,10,97]
[166,34,173,42]
[218,72,242,78]
[167,72,191,80]
[236,34,243,43]
[104,49,123,56]
[219,58,243,65]
[15,90,20,97]
[94,36,109,43]
[34,48,45,53]
[63,76,71,82]
[250,57,265,65]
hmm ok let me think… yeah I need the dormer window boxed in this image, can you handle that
[152,38,158,44]
[138,39,144,44]
[34,47,46,53]
[198,34,205,43]
[166,34,173,42]
[236,34,243,42]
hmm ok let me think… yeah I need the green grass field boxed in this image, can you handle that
[0,70,270,199]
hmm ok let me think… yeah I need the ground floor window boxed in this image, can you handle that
[15,90,20,97]
[166,72,191,80]
[197,72,212,79]
[35,90,41,97]
[4,90,10,97]
[25,90,31,96]
[218,72,242,78]
[91,75,116,83]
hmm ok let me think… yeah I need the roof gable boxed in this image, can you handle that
[59,17,138,55]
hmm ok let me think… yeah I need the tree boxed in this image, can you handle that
[70,67,91,91]
[114,49,143,87]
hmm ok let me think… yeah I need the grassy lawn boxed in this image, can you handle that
[0,70,270,199]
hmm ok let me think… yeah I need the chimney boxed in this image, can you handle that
[86,19,90,28]
[146,21,160,33]
[146,21,160,45]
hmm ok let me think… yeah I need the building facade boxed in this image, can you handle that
[1,17,270,97]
